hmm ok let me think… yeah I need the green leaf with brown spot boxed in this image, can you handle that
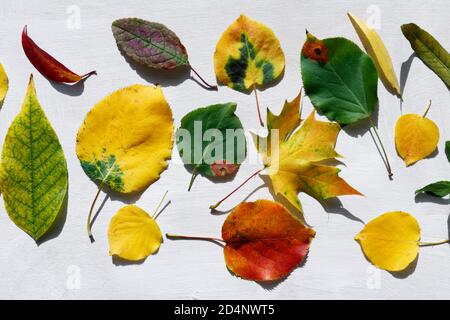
[0,75,68,241]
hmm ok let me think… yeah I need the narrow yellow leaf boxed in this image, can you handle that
[348,12,401,97]
[355,211,420,272]
[0,63,8,105]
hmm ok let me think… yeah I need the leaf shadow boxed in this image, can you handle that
[37,190,68,245]
[117,48,190,87]
[342,105,379,138]
[400,53,416,101]
[389,255,418,279]
[414,192,450,205]
[210,184,266,215]
[48,76,94,96]
[321,198,365,225]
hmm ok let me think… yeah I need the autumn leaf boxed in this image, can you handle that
[211,91,361,212]
[301,31,393,178]
[176,103,246,190]
[168,200,315,282]
[214,14,285,126]
[446,140,450,162]
[395,101,439,166]
[401,23,450,87]
[0,75,68,241]
[108,192,167,261]
[22,26,96,83]
[355,211,448,272]
[0,63,8,106]
[112,18,216,90]
[76,85,173,239]
[347,12,401,97]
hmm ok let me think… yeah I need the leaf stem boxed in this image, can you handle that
[419,239,449,247]
[422,100,432,118]
[152,190,169,220]
[166,233,225,243]
[210,168,264,210]
[190,66,218,90]
[253,84,264,127]
[80,70,97,81]
[369,118,393,179]
[87,183,103,242]
[188,166,198,192]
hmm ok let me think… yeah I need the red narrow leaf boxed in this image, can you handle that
[21,26,96,83]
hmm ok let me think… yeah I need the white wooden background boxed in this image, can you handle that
[0,0,448,299]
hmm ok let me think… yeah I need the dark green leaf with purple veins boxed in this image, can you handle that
[112,18,189,70]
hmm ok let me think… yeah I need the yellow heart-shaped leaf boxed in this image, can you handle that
[108,205,162,261]
[355,211,420,271]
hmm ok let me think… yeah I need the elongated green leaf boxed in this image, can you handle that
[416,181,450,198]
[301,33,378,125]
[176,103,246,190]
[401,23,450,87]
[0,75,68,241]
[445,140,450,163]
[112,18,189,70]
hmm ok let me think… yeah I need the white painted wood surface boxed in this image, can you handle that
[0,0,448,299]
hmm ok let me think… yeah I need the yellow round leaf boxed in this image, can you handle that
[108,205,162,261]
[0,63,8,105]
[214,14,285,92]
[76,85,173,193]
[355,211,420,271]
[395,114,439,166]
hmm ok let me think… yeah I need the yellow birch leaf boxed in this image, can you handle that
[108,205,162,261]
[355,211,420,271]
[395,101,439,166]
[0,63,8,105]
[348,12,401,97]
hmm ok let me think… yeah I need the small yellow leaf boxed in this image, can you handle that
[108,205,162,261]
[355,211,420,271]
[0,63,8,105]
[348,12,401,96]
[395,109,439,166]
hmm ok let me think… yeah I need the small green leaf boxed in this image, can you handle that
[112,18,189,70]
[401,23,450,87]
[445,141,450,163]
[0,75,68,241]
[176,103,247,190]
[416,181,450,198]
[301,34,378,125]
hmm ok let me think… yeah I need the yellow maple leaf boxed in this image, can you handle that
[0,63,8,106]
[252,91,361,212]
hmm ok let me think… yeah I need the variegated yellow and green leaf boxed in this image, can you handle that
[214,14,285,92]
[0,75,68,241]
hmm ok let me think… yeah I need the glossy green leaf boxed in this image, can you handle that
[301,33,378,125]
[416,181,450,198]
[176,103,246,190]
[445,140,450,163]
[0,75,68,241]
[401,23,450,87]
[112,18,189,70]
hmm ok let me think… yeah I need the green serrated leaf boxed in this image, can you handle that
[401,23,450,87]
[0,75,68,241]
[416,181,450,198]
[176,103,247,190]
[112,18,189,70]
[445,141,450,163]
[301,34,378,125]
